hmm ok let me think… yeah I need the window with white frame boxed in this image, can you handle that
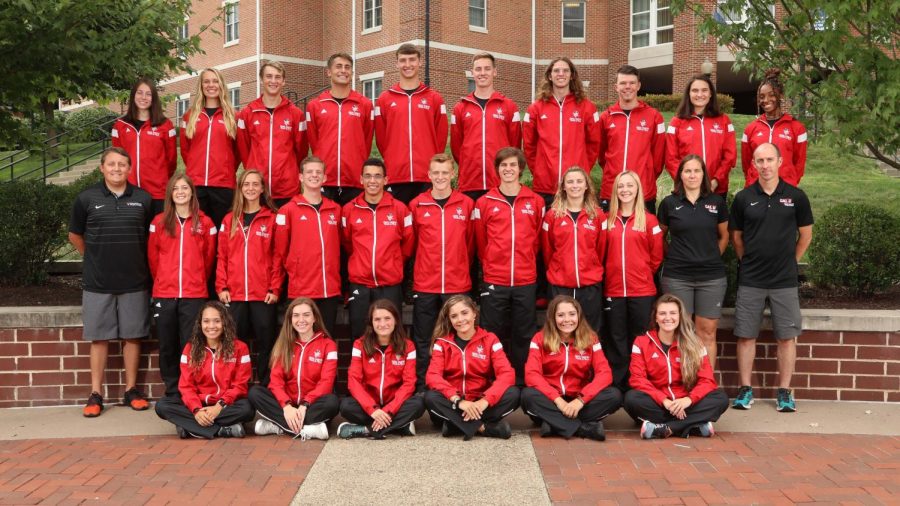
[562,1,585,41]
[467,78,476,93]
[362,78,383,103]
[364,0,382,31]
[224,1,239,44]
[229,86,241,108]
[177,19,188,59]
[631,0,673,48]
[176,96,190,125]
[469,0,486,30]
[714,1,775,25]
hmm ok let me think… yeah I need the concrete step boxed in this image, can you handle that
[47,159,100,185]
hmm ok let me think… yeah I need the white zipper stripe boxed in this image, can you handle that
[572,215,581,288]
[178,219,185,298]
[558,97,564,184]
[560,342,570,396]
[204,111,212,185]
[407,94,414,182]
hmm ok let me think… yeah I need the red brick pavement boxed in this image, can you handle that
[0,436,324,505]
[532,431,900,505]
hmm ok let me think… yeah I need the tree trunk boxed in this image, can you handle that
[40,98,59,159]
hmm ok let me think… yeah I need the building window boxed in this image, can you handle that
[224,1,239,44]
[176,97,190,126]
[229,87,241,108]
[177,19,189,59]
[362,78,383,102]
[562,2,585,41]
[631,0,673,48]
[467,78,476,93]
[364,0,382,31]
[469,0,486,30]
[714,1,776,25]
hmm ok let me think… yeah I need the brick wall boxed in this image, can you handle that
[2,309,897,408]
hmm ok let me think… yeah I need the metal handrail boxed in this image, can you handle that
[4,116,117,182]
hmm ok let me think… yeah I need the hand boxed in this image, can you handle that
[710,179,719,192]
[217,290,231,304]
[554,397,577,419]
[667,397,692,420]
[370,409,392,431]
[459,400,484,421]
[565,398,584,419]
[283,404,306,433]
[264,292,279,304]
[194,406,217,427]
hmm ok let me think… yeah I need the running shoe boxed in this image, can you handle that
[254,419,284,436]
[776,388,797,412]
[122,387,150,411]
[687,422,715,438]
[83,392,104,418]
[299,422,330,441]
[481,420,512,439]
[577,421,606,442]
[337,422,368,440]
[216,423,245,438]
[396,421,416,436]
[539,421,553,438]
[732,385,754,410]
[640,420,672,439]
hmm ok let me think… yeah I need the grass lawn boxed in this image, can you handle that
[0,142,101,181]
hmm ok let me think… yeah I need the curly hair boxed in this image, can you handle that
[187,301,238,370]
[757,67,785,115]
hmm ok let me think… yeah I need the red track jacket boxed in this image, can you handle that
[273,195,342,299]
[523,95,601,195]
[741,114,808,186]
[148,212,217,298]
[409,190,475,294]
[348,338,417,416]
[603,213,664,298]
[630,330,718,405]
[426,327,515,404]
[111,118,177,199]
[341,193,414,288]
[180,109,240,189]
[268,333,338,407]
[216,207,279,301]
[236,96,307,199]
[179,339,252,413]
[597,101,666,201]
[306,90,374,189]
[541,209,607,288]
[450,92,522,192]
[665,114,737,195]
[525,331,613,403]
[375,83,449,184]
[473,186,544,286]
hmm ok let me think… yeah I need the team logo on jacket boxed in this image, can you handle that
[392,355,406,366]
[453,207,466,221]
[383,213,397,226]
[540,114,547,120]
[521,202,535,215]
[492,108,506,121]
[651,352,659,359]
[471,345,487,360]
[369,357,376,363]
[569,111,582,123]
[710,123,724,134]
[778,128,793,141]
[256,224,271,238]
[147,127,161,137]
[575,350,590,361]
[390,102,397,108]
[492,206,500,213]
[686,126,694,131]
[310,349,324,364]
[253,120,261,126]
[348,105,362,118]
[583,219,596,231]
[328,213,338,225]
[280,119,292,131]
[423,211,431,218]
[636,119,650,132]
[417,99,431,110]
[320,108,327,114]
[779,198,794,207]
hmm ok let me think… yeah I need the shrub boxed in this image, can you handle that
[0,179,72,285]
[64,107,119,143]
[808,204,900,296]
[595,93,734,114]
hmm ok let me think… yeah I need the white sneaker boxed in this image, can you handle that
[254,418,283,436]
[299,422,330,441]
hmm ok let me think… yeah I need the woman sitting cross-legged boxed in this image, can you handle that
[155,301,254,438]
[521,295,623,441]
[338,299,425,439]
[626,293,729,439]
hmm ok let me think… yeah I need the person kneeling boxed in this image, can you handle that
[248,298,339,440]
[522,296,622,441]
[339,300,424,439]
[155,301,255,439]
[425,295,520,440]
[626,294,729,439]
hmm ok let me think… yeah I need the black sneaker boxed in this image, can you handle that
[217,423,245,438]
[539,421,553,438]
[176,426,189,439]
[122,387,150,411]
[481,420,512,439]
[577,421,606,442]
[83,392,103,417]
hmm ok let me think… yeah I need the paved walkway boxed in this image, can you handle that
[1,402,898,505]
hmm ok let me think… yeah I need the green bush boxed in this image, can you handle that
[0,179,72,285]
[595,93,734,114]
[808,204,900,295]
[63,107,119,143]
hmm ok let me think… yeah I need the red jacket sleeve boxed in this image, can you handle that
[434,93,449,153]
[164,122,177,178]
[688,353,718,404]
[295,107,309,164]
[221,341,252,404]
[793,121,808,184]
[540,214,553,271]
[302,340,337,405]
[465,200,476,266]
[179,115,192,168]
[741,124,753,180]
[628,339,668,405]
[596,209,608,265]
[664,118,680,179]
[340,203,354,253]
[305,104,320,155]
[450,102,464,164]
[425,340,459,400]
[524,335,561,401]
[584,101,602,172]
[373,94,388,158]
[651,111,666,178]
[178,344,203,412]
[522,102,539,171]
[717,117,737,190]
[400,203,415,261]
[648,217,664,271]
[215,217,230,293]
[384,342,417,415]
[271,207,290,292]
[596,112,609,168]
[362,100,375,157]
[147,218,160,281]
[347,340,379,415]
[236,109,251,168]
[482,336,515,406]
[472,200,488,266]
[204,217,217,278]
[507,100,522,149]
[579,340,613,402]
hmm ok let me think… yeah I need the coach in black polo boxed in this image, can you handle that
[729,142,813,414]
[68,147,154,417]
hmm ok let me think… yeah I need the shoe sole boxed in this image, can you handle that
[83,411,102,418]
[776,406,797,412]
[731,399,754,410]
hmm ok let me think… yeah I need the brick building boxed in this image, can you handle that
[155,0,758,121]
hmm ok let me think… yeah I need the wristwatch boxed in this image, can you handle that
[451,398,461,411]
[217,399,227,408]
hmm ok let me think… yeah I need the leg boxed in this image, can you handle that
[623,389,672,424]
[382,395,426,435]
[694,316,719,369]
[213,398,256,426]
[122,339,142,391]
[733,285,767,386]
[644,199,657,215]
[374,284,404,313]
[519,387,581,438]
[479,284,512,362]
[769,287,803,389]
[207,187,234,228]
[154,395,217,439]
[177,298,207,349]
[248,385,293,433]
[347,283,373,340]
[339,396,375,426]
[115,290,151,392]
[89,341,110,394]
[776,339,797,389]
[481,386,521,423]
[578,386,623,423]
[424,390,481,439]
[412,292,444,391]
[304,394,340,425]
[249,301,278,385]
[575,283,604,336]
[602,297,630,390]
[228,302,252,346]
[622,296,657,389]
[667,389,730,436]
[314,297,341,337]
[153,298,182,396]
[691,276,728,369]
[509,284,538,384]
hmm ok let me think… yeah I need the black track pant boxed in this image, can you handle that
[412,292,465,390]
[425,387,520,439]
[386,182,430,205]
[155,396,255,439]
[247,385,339,435]
[623,388,729,436]
[309,296,341,338]
[549,282,604,335]
[348,283,403,340]
[196,186,234,228]
[520,386,623,438]
[339,395,426,437]
[479,283,537,384]
[603,295,655,390]
[227,301,278,385]
[154,297,207,396]
[321,187,363,207]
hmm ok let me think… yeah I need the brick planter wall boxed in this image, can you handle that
[1,307,897,408]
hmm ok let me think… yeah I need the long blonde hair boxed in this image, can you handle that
[228,170,276,238]
[185,68,237,139]
[270,298,329,371]
[606,170,647,232]
[541,296,594,353]
[651,294,705,389]
[431,295,479,344]
[549,166,598,220]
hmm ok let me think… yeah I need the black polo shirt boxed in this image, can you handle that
[729,180,814,289]
[658,192,728,281]
[69,182,153,294]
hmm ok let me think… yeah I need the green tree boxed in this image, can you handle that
[672,0,900,169]
[0,0,215,149]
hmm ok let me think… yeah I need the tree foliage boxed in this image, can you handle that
[672,0,900,169]
[0,0,214,149]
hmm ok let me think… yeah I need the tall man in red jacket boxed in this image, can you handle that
[375,43,449,205]
[236,60,308,208]
[307,53,375,205]
[342,159,415,338]
[451,53,522,202]
[473,147,545,384]
[597,65,665,214]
